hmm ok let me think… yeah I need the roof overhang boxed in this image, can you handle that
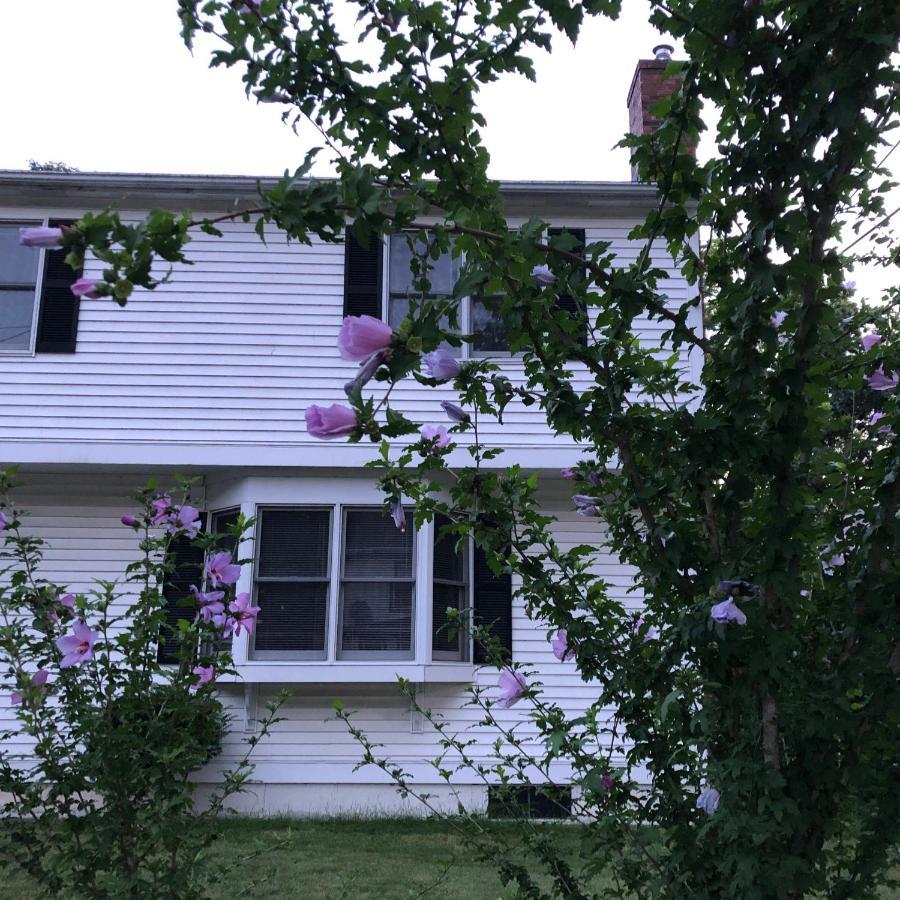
[0,170,662,218]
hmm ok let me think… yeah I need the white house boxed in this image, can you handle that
[0,52,701,816]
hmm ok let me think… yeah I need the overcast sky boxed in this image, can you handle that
[1,1,896,296]
[0,0,682,180]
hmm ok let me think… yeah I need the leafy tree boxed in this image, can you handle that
[40,1,900,896]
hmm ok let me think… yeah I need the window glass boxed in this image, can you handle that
[253,508,332,658]
[0,222,40,351]
[389,234,459,295]
[340,507,415,658]
[432,514,468,660]
[471,296,510,356]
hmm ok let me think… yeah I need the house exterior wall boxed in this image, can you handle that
[0,471,640,814]
[0,174,696,814]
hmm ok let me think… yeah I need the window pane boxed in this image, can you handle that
[258,508,330,578]
[432,581,464,654]
[341,582,412,652]
[254,582,328,652]
[343,509,413,578]
[433,517,463,582]
[0,223,40,286]
[388,296,460,356]
[389,234,458,295]
[471,297,509,354]
[0,290,37,351]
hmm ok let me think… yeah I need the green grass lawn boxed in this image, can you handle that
[1,817,610,900]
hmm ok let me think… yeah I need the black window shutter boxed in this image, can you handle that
[547,227,588,349]
[343,228,383,318]
[472,545,512,664]
[35,219,83,353]
[157,531,206,664]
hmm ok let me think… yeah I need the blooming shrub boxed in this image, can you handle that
[36,0,900,897]
[0,473,282,899]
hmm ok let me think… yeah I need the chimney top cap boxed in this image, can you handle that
[653,44,674,60]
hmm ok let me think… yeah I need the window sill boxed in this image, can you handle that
[220,662,476,684]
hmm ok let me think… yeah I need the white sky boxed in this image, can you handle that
[0,0,681,180]
[0,1,896,297]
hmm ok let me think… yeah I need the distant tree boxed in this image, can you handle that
[27,159,79,174]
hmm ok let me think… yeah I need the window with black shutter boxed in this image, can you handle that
[0,220,42,352]
[547,226,588,350]
[252,508,332,659]
[432,514,469,661]
[36,218,82,353]
[343,229,383,318]
[472,544,513,664]
[157,531,206,664]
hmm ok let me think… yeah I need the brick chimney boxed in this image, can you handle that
[627,44,689,181]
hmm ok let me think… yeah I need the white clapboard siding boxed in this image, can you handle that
[1,474,636,793]
[0,208,700,464]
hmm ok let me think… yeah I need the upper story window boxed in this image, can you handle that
[343,228,586,359]
[249,504,484,663]
[0,218,83,355]
[0,221,41,352]
[387,233,508,358]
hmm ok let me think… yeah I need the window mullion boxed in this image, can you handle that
[326,504,342,662]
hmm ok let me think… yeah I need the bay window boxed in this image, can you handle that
[248,504,489,664]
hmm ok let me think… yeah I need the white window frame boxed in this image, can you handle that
[0,217,47,356]
[382,234,512,359]
[246,502,467,665]
[337,505,417,661]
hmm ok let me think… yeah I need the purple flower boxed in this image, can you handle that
[166,505,201,539]
[632,615,659,642]
[206,551,241,588]
[601,774,615,791]
[0,510,10,530]
[191,585,226,623]
[710,597,747,626]
[344,350,385,396]
[19,226,63,248]
[337,315,393,362]
[420,425,451,449]
[697,787,720,816]
[120,514,140,527]
[531,265,556,286]
[422,349,461,382]
[70,278,100,299]
[150,495,173,527]
[822,552,845,576]
[861,332,882,352]
[551,629,575,662]
[868,410,893,436]
[56,621,98,668]
[305,403,358,439]
[440,401,470,424]
[192,665,215,689]
[58,593,75,611]
[211,613,234,639]
[843,280,856,291]
[586,471,604,488]
[572,495,600,517]
[560,468,577,480]
[390,500,406,532]
[228,592,261,636]
[497,669,528,708]
[11,668,50,706]
[770,310,787,329]
[866,367,899,392]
